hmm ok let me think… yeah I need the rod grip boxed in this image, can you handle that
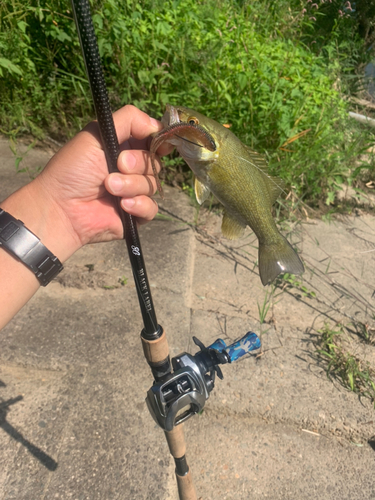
[176,469,197,500]
[165,425,186,458]
[141,329,169,364]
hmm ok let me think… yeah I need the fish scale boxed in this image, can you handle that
[208,139,275,240]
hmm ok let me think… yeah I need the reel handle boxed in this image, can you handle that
[208,331,261,363]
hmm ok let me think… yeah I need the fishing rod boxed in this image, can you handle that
[70,1,196,497]
[70,1,261,498]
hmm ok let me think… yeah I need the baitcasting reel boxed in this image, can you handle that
[146,332,261,432]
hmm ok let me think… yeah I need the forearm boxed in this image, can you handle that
[0,178,81,330]
[0,105,165,331]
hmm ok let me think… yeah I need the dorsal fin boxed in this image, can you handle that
[242,145,269,172]
[266,175,286,204]
[242,144,285,204]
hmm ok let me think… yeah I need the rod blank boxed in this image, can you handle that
[71,0,159,336]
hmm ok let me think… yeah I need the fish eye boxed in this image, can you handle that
[188,117,199,125]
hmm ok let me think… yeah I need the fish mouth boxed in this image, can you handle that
[161,104,216,152]
[162,104,180,126]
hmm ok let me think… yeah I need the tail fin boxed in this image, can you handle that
[258,236,304,286]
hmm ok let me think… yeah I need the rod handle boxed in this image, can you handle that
[165,425,186,458]
[176,469,197,500]
[165,426,197,499]
[141,329,169,364]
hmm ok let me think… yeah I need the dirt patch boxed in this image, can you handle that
[55,264,123,290]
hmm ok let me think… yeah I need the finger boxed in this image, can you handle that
[120,196,159,222]
[105,172,157,198]
[117,150,163,176]
[81,105,173,159]
[81,105,173,155]
[113,104,162,144]
[81,105,162,148]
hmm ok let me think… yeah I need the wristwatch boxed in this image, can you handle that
[0,208,63,286]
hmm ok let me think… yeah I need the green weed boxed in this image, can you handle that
[275,272,317,299]
[154,213,176,222]
[257,284,283,337]
[316,324,375,405]
[257,289,273,327]
[351,321,375,345]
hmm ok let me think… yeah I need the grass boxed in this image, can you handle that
[256,285,284,330]
[0,0,374,210]
[316,324,375,406]
[352,320,375,345]
[275,272,317,299]
[257,289,273,327]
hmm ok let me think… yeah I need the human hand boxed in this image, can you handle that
[0,104,170,328]
[28,105,168,258]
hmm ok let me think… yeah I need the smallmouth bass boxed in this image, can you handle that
[150,104,304,286]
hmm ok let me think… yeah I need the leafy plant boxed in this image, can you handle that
[0,0,373,208]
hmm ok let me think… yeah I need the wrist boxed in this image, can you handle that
[1,177,82,264]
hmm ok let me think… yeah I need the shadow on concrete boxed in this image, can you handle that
[0,383,58,471]
[368,438,375,452]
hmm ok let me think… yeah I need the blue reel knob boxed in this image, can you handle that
[208,332,261,363]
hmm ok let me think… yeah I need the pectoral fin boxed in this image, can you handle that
[194,177,211,205]
[221,211,246,240]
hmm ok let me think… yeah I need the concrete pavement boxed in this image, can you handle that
[1,137,375,499]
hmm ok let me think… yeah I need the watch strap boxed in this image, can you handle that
[0,209,63,286]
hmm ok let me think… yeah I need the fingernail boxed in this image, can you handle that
[108,174,123,193]
[122,198,135,209]
[121,151,136,171]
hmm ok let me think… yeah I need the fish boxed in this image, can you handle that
[150,104,304,286]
